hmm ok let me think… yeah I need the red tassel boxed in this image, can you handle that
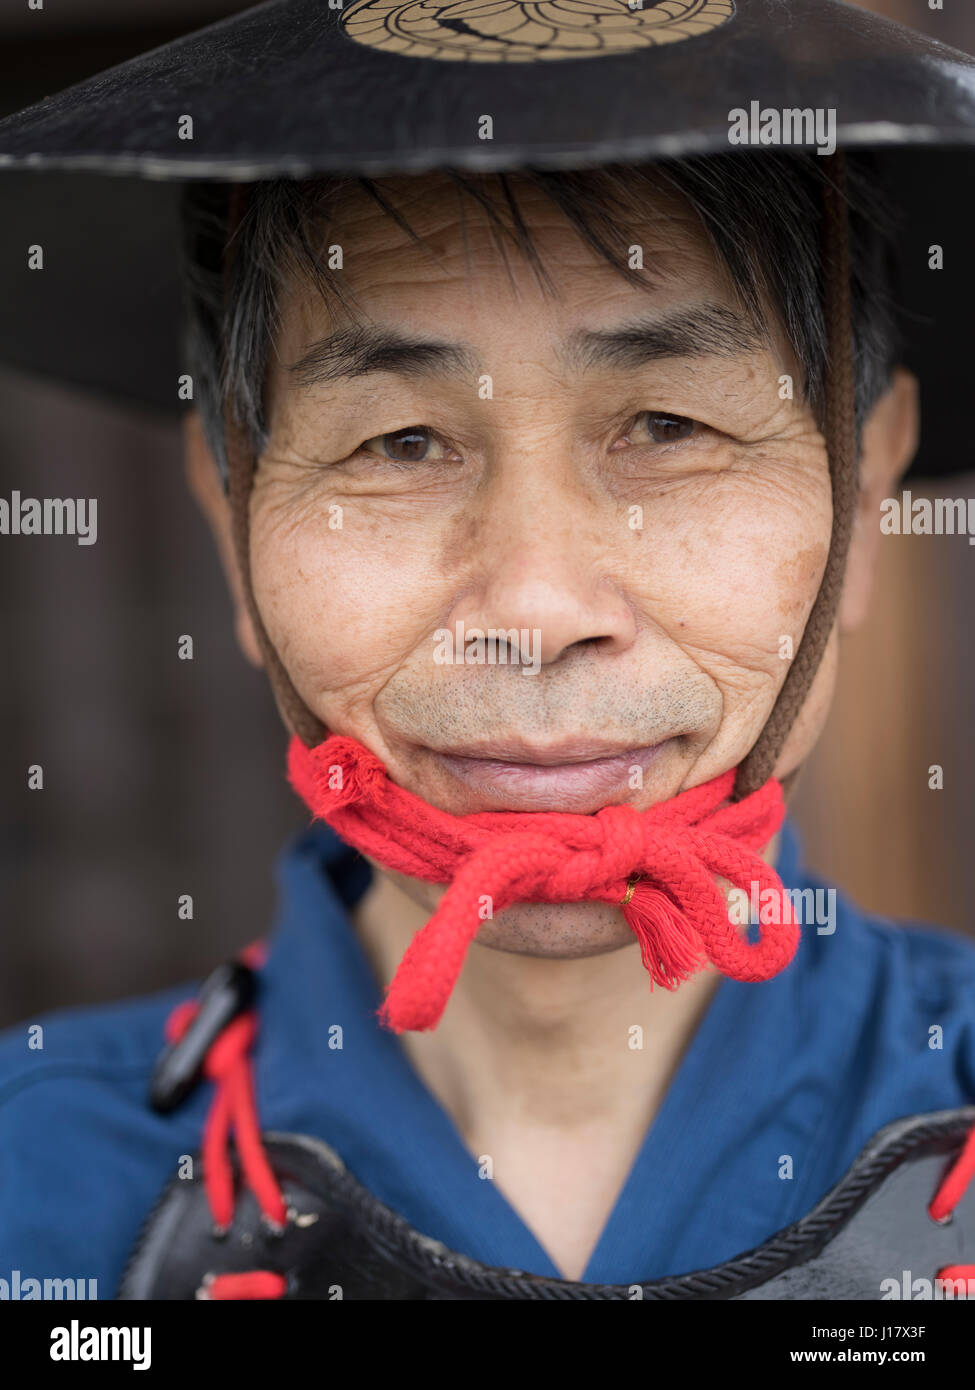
[622,881,707,989]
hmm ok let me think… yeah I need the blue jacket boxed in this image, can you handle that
[2,819,974,1296]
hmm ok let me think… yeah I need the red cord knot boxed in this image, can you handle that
[289,734,800,1033]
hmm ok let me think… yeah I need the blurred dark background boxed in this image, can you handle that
[1,0,973,1028]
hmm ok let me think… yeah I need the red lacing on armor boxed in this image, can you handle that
[198,1270,287,1301]
[167,944,975,1299]
[929,1121,975,1288]
[165,941,288,1301]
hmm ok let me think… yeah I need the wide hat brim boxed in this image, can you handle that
[0,0,973,476]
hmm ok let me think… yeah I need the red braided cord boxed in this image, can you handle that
[288,734,799,1033]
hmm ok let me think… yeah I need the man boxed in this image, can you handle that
[0,0,974,1301]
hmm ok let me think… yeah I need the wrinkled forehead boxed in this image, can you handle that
[274,170,746,338]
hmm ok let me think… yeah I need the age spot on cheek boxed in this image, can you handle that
[774,542,830,621]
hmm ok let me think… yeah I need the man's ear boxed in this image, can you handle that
[183,410,264,670]
[838,367,920,635]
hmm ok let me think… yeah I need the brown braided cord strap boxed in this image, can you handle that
[732,153,859,798]
[222,157,860,782]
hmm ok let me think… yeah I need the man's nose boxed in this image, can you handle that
[444,468,638,667]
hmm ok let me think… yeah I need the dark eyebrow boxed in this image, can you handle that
[562,305,766,373]
[288,325,478,387]
[288,304,764,390]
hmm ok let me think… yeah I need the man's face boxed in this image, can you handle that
[246,171,837,953]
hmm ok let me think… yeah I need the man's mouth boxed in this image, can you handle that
[431,739,672,812]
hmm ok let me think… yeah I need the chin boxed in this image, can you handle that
[471,900,638,959]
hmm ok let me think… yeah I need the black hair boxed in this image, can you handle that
[179,151,901,479]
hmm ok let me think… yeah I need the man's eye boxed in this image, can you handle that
[637,412,699,444]
[359,427,445,462]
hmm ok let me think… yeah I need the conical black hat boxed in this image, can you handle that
[1,0,973,474]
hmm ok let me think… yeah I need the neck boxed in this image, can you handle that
[351,826,781,1148]
[352,829,781,1278]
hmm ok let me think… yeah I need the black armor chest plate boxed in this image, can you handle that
[119,1108,975,1300]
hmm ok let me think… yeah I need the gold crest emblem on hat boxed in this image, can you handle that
[340,0,735,63]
